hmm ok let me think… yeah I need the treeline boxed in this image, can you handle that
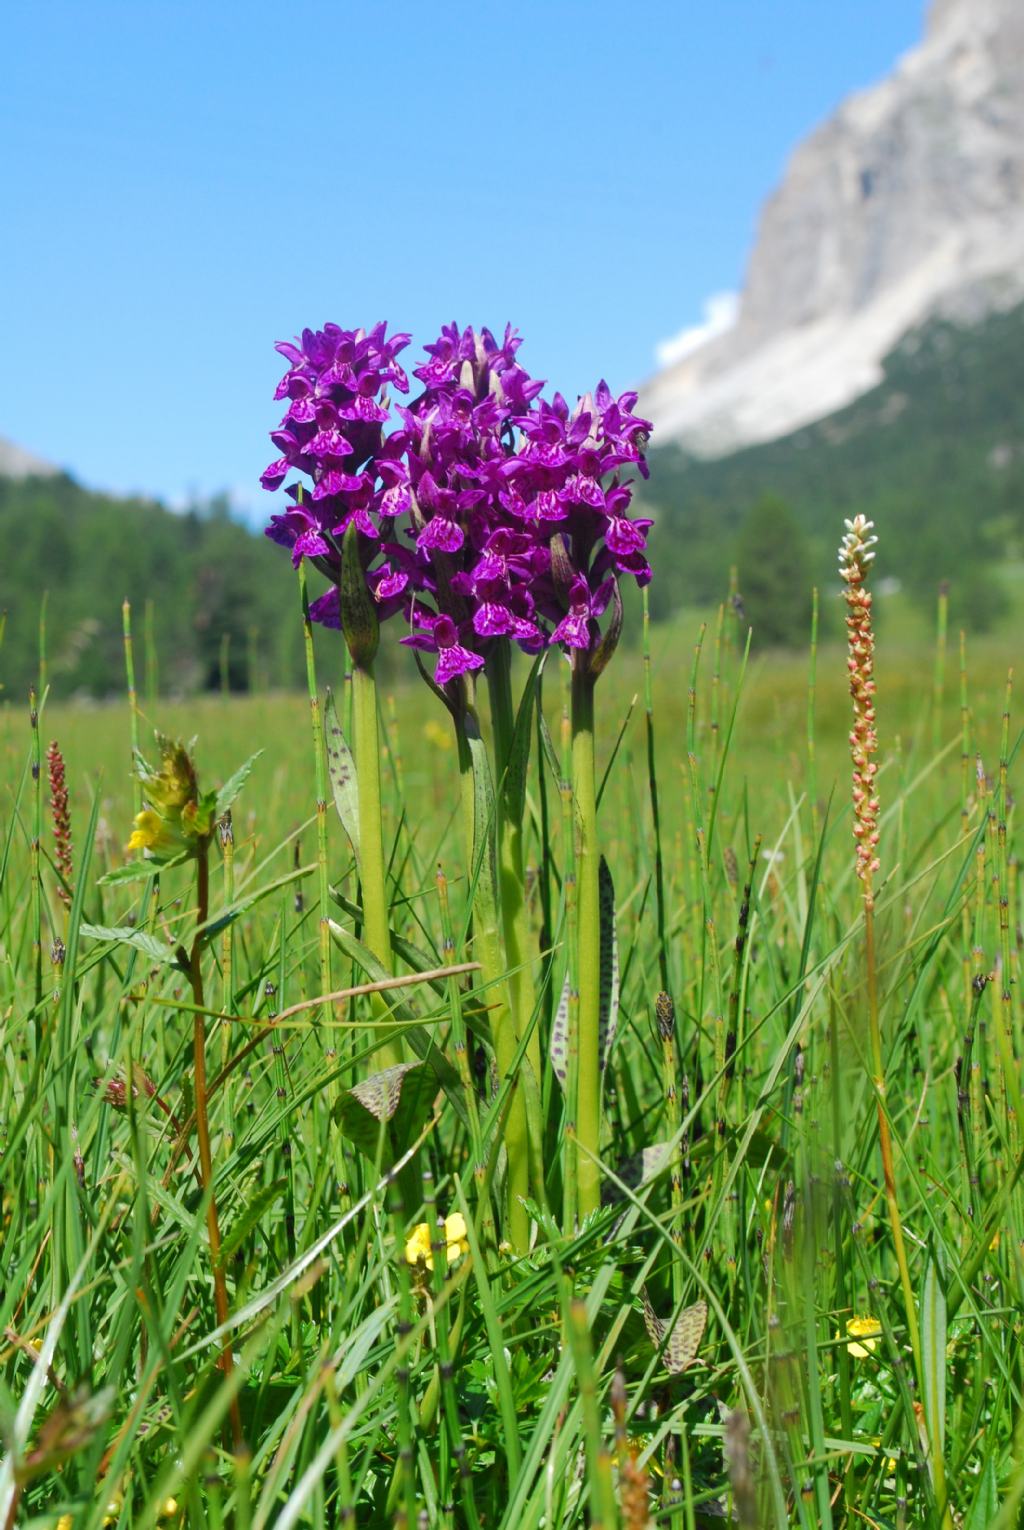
[0,477,317,701]
[640,302,1024,642]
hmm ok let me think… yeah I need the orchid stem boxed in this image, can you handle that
[455,696,530,1254]
[353,658,402,1069]
[571,663,601,1220]
[485,648,543,1196]
[299,562,334,1056]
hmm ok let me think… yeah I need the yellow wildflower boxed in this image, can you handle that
[126,809,172,853]
[869,1436,898,1472]
[843,1314,882,1358]
[126,733,217,860]
[404,1212,470,1270]
[142,736,197,810]
[160,1498,179,1519]
[56,1518,74,1530]
[444,1212,469,1260]
[404,1221,432,1266]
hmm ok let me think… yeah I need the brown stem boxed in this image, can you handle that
[3,1487,22,1530]
[190,839,243,1450]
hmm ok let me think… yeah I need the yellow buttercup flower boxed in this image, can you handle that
[405,1212,470,1270]
[444,1212,469,1260]
[843,1314,882,1358]
[869,1436,899,1472]
[404,1221,432,1266]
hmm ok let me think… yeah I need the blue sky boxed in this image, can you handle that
[3,0,926,515]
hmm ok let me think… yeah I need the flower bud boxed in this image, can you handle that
[549,533,576,608]
[340,521,380,668]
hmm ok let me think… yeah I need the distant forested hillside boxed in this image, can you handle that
[0,477,312,700]
[641,303,1024,634]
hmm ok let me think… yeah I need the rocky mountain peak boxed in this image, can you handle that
[642,0,1024,454]
[0,436,57,480]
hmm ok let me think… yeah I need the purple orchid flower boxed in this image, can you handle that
[261,321,414,627]
[550,575,616,650]
[261,318,654,668]
[401,611,486,687]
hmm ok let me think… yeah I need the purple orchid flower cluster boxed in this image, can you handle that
[262,321,652,685]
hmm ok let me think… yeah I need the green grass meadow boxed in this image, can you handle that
[2,589,1023,1527]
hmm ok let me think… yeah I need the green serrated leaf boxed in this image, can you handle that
[79,923,182,967]
[98,856,185,887]
[324,689,360,861]
[214,750,263,819]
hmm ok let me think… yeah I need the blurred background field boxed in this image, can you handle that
[4,584,1016,864]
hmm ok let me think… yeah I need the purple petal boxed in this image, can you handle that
[337,396,389,424]
[260,458,290,492]
[307,587,341,628]
[551,612,592,649]
[417,516,464,554]
[473,602,512,638]
[604,516,647,557]
[435,642,484,686]
[275,340,305,366]
[293,528,331,566]
[400,631,438,654]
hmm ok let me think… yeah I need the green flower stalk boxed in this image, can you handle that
[299,562,334,1050]
[451,677,531,1254]
[340,524,402,1070]
[567,578,622,1221]
[485,644,544,1188]
[571,662,602,1220]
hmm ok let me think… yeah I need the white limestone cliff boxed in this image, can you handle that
[642,0,1024,453]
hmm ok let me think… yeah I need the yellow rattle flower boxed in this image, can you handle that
[126,809,176,853]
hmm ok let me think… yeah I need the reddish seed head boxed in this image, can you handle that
[47,741,73,908]
[838,518,880,903]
